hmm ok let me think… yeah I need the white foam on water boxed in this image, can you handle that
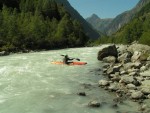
[0,47,142,113]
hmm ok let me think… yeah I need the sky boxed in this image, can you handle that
[68,0,140,19]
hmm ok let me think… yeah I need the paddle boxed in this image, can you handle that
[61,55,80,61]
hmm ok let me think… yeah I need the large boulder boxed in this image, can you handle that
[97,45,118,61]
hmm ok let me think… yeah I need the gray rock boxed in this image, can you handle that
[140,66,147,72]
[131,91,143,99]
[118,51,132,63]
[127,68,140,73]
[128,44,150,54]
[132,80,141,86]
[107,67,114,75]
[120,75,134,84]
[111,76,121,82]
[120,70,127,75]
[126,84,136,90]
[88,101,101,107]
[136,77,144,81]
[99,80,109,86]
[102,56,116,63]
[107,65,122,75]
[147,56,150,61]
[123,63,135,71]
[141,88,150,95]
[133,62,142,69]
[147,94,150,99]
[108,83,119,91]
[129,72,138,76]
[138,104,147,111]
[131,51,141,62]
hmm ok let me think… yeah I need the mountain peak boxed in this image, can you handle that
[90,14,100,20]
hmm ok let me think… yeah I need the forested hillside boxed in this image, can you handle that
[55,0,100,39]
[105,0,150,35]
[0,0,88,52]
[112,1,150,45]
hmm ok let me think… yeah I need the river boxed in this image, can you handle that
[0,46,140,113]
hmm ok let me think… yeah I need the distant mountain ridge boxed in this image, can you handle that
[56,0,100,39]
[86,14,113,34]
[112,1,150,46]
[105,0,150,35]
[86,0,150,35]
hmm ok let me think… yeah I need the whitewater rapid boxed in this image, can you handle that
[0,47,139,113]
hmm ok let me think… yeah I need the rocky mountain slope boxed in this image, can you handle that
[86,14,113,34]
[105,0,150,35]
[86,0,150,35]
[112,1,150,45]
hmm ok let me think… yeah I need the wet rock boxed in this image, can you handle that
[111,75,121,82]
[120,75,134,84]
[97,45,118,61]
[129,72,138,76]
[131,51,141,62]
[111,103,118,108]
[147,94,150,99]
[99,80,109,86]
[102,56,116,63]
[77,92,86,96]
[107,67,114,75]
[141,88,150,95]
[131,91,143,99]
[102,68,108,74]
[108,83,119,91]
[88,101,101,107]
[139,53,150,61]
[132,80,141,86]
[127,69,140,74]
[120,70,127,75]
[135,77,144,81]
[107,65,122,75]
[133,62,142,69]
[113,97,123,103]
[118,51,132,63]
[147,56,150,61]
[127,84,136,90]
[140,66,147,72]
[138,104,147,111]
[123,63,135,71]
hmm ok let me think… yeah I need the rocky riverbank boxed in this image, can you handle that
[97,43,150,112]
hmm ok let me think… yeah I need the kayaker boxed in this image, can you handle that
[63,55,74,64]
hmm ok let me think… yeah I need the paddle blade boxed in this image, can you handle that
[76,58,80,61]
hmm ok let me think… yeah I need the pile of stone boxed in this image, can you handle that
[97,44,150,102]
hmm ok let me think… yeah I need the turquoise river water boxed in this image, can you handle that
[0,46,140,113]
